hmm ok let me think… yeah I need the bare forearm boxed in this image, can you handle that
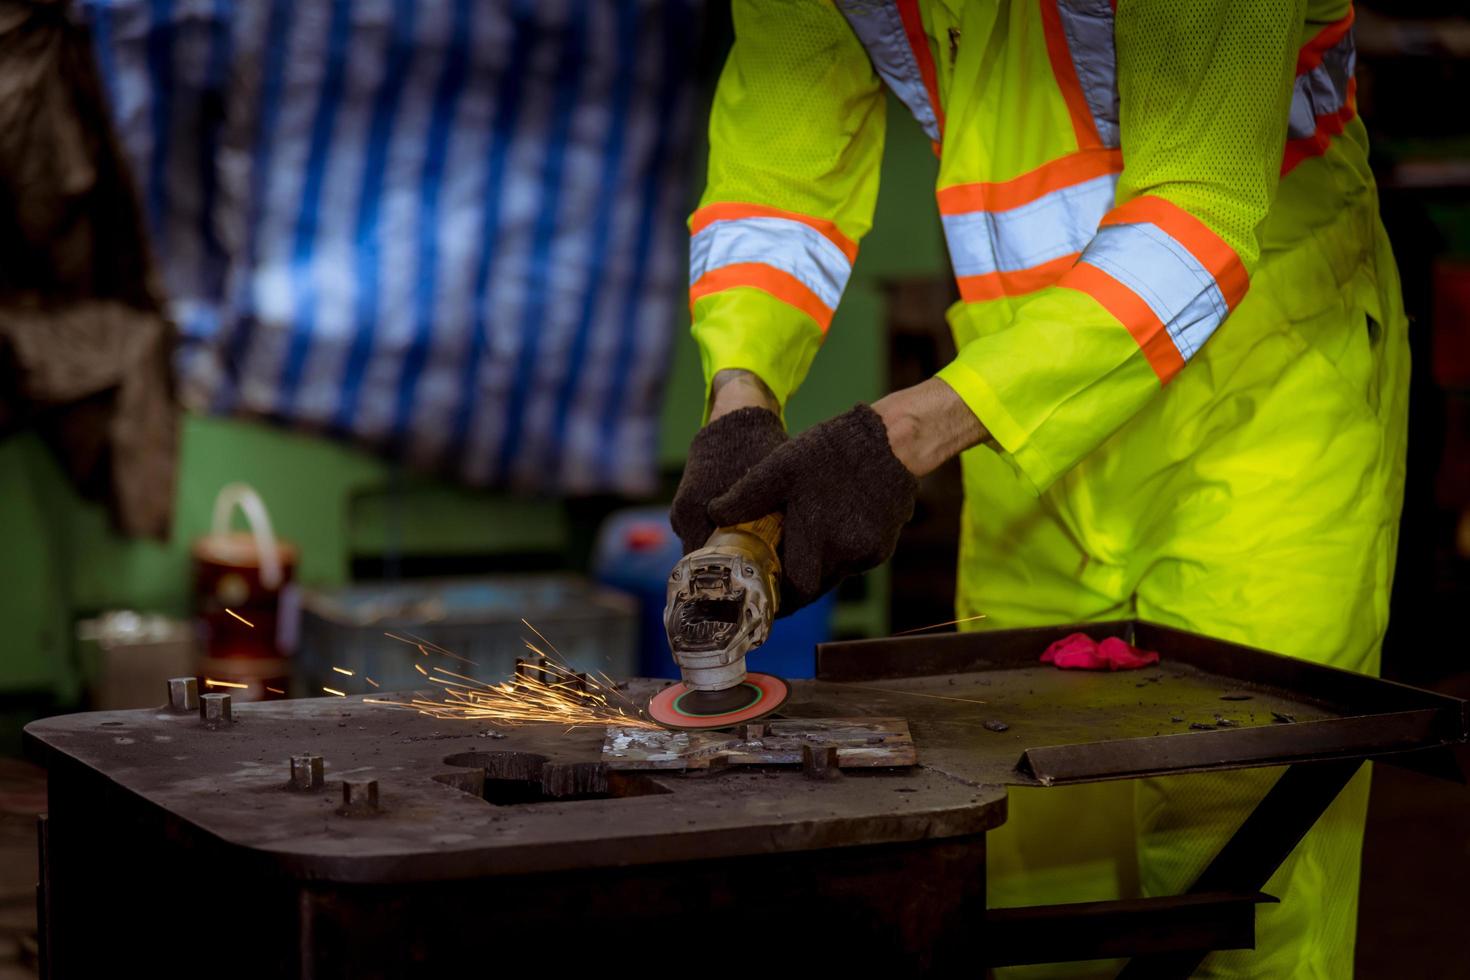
[872,377,989,478]
[706,369,985,478]
[708,369,779,421]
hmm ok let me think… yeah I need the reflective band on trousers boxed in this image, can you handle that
[836,0,942,143]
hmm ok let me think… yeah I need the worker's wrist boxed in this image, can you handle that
[708,369,779,422]
[872,378,989,478]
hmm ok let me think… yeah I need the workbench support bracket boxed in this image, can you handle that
[1117,758,1364,978]
[984,890,1275,967]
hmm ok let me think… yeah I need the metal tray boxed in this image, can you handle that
[809,620,1469,785]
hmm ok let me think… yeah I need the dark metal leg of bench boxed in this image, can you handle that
[1116,758,1364,979]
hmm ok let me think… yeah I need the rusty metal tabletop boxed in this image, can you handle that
[24,620,1466,888]
[22,684,1005,885]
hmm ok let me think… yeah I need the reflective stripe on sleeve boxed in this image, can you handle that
[1061,196,1248,381]
[688,204,857,331]
[1283,10,1357,174]
[938,150,1122,302]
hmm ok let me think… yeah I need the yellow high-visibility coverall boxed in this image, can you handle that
[687,2,1408,975]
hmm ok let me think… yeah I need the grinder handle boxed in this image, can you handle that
[704,513,782,574]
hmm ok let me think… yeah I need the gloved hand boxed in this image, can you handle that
[708,403,918,615]
[670,406,788,554]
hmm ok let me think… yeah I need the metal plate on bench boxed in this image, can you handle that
[603,717,916,771]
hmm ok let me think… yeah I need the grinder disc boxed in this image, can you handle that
[647,672,790,731]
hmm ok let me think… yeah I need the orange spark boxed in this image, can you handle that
[855,685,988,706]
[892,613,988,636]
[204,678,248,689]
[323,687,346,697]
[225,609,255,628]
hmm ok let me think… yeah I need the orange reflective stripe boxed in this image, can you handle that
[1100,196,1249,309]
[1282,77,1357,176]
[955,254,1080,303]
[937,149,1122,214]
[897,0,945,138]
[1040,0,1104,149]
[689,263,835,332]
[1060,263,1185,383]
[689,202,859,264]
[1297,9,1355,75]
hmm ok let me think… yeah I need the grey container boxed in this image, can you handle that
[296,575,638,697]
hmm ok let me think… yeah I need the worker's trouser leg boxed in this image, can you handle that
[963,208,1410,978]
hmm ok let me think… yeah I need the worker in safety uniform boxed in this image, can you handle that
[670,1,1406,976]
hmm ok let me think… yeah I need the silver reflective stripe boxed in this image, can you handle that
[836,0,941,142]
[690,216,853,311]
[941,172,1118,279]
[1080,222,1230,360]
[1288,30,1355,139]
[1055,0,1119,148]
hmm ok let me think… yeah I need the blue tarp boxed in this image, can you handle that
[84,0,701,494]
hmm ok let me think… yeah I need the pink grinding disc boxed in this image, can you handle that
[646,672,790,731]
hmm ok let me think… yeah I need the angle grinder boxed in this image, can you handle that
[649,514,791,730]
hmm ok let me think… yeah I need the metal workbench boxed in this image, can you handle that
[24,620,1468,977]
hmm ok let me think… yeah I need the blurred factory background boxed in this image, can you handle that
[1,1,1469,974]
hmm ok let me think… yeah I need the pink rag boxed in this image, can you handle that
[1041,633,1160,671]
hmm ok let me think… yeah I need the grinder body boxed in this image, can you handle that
[662,514,781,692]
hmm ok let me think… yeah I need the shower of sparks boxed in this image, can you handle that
[204,678,248,690]
[891,613,988,636]
[332,667,354,676]
[323,687,346,697]
[364,621,661,731]
[225,608,255,628]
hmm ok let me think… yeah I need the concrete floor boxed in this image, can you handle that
[1,681,1467,977]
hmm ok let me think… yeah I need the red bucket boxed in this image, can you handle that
[192,484,297,700]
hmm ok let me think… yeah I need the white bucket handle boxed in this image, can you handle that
[210,483,284,590]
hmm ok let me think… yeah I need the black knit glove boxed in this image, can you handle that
[708,404,918,615]
[670,407,788,555]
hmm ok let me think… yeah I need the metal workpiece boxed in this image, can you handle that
[166,676,198,713]
[802,742,841,780]
[288,754,324,792]
[605,717,914,771]
[513,657,550,688]
[338,779,380,816]
[199,692,231,729]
